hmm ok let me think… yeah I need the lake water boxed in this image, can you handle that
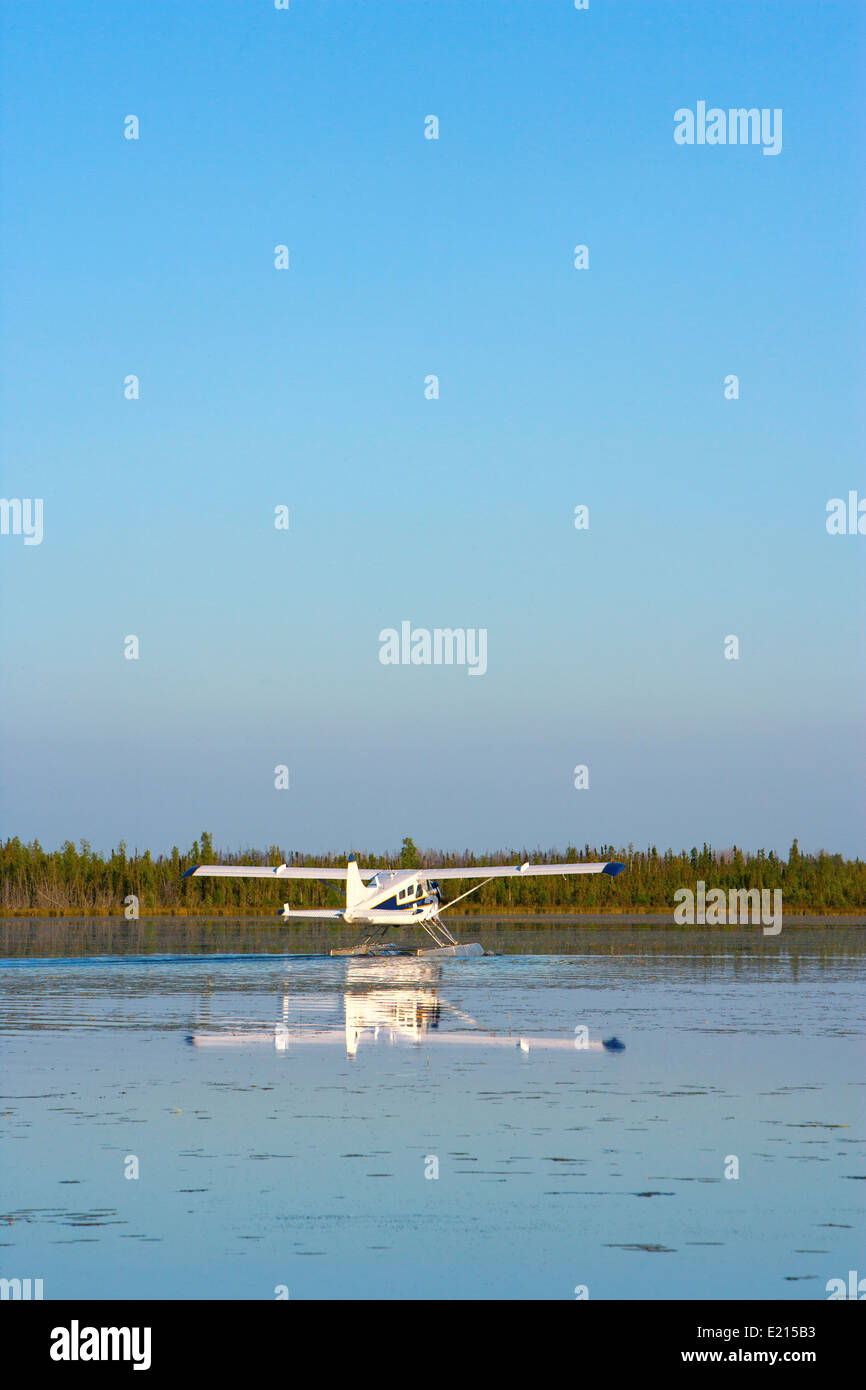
[1,922,863,1300]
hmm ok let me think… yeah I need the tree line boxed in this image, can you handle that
[0,834,863,916]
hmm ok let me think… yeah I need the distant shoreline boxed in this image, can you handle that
[5,836,863,918]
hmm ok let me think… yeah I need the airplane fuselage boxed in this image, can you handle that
[282,869,442,924]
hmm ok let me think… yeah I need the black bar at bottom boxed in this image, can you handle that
[6,1297,860,1376]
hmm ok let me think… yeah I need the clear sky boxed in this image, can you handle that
[1,0,863,859]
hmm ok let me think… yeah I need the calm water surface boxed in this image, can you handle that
[1,923,863,1300]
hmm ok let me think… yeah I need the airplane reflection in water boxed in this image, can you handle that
[188,960,625,1059]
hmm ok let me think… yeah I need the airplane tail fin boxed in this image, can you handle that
[345,856,366,909]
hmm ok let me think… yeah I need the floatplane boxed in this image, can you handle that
[183,854,625,958]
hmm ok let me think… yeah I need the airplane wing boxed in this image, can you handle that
[427,861,624,879]
[183,861,623,880]
[182,865,375,881]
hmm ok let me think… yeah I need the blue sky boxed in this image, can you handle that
[1,0,864,859]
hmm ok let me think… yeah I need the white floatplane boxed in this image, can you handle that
[183,854,625,957]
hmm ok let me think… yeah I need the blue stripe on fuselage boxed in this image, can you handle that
[374,893,437,911]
